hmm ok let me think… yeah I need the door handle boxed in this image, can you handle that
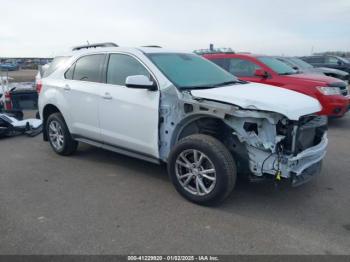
[102,92,112,100]
[63,84,71,91]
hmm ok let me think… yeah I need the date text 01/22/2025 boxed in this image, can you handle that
[127,255,219,261]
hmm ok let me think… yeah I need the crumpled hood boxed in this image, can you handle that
[190,82,322,120]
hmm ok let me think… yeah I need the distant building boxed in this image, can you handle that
[314,51,350,58]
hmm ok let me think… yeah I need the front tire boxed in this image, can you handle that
[46,113,78,156]
[168,134,236,206]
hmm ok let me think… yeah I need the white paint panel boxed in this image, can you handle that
[191,82,322,120]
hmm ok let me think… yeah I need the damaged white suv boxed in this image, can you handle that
[39,43,328,205]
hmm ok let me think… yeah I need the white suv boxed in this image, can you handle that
[39,43,328,205]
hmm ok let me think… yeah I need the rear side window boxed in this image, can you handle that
[65,64,75,79]
[211,58,261,77]
[227,58,261,77]
[304,56,324,64]
[44,56,71,77]
[106,54,151,86]
[210,58,230,71]
[72,54,105,82]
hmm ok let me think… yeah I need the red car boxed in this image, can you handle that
[202,52,350,117]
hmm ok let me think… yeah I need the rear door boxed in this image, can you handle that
[63,54,106,141]
[98,53,160,158]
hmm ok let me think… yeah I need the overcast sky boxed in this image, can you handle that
[1,0,349,57]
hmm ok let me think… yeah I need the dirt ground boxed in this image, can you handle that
[0,69,38,82]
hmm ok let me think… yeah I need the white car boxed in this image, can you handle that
[39,43,328,205]
[35,64,50,87]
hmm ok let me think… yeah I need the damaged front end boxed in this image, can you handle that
[224,112,328,186]
[159,86,328,186]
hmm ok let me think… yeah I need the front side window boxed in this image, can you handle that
[258,57,297,75]
[326,56,339,65]
[107,54,151,86]
[72,54,105,83]
[146,53,237,89]
[210,58,229,71]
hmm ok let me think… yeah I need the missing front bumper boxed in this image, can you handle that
[290,161,322,187]
[248,133,328,184]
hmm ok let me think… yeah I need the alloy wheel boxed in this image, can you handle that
[48,120,64,151]
[175,149,217,196]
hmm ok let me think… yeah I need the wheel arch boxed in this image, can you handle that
[168,114,251,174]
[42,104,62,141]
[170,114,234,149]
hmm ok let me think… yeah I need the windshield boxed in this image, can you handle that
[146,53,238,89]
[288,57,313,69]
[258,57,298,75]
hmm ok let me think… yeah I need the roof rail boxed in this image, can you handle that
[193,47,235,55]
[72,42,118,51]
[142,45,162,48]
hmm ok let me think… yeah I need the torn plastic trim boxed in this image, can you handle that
[247,133,328,178]
[288,134,328,175]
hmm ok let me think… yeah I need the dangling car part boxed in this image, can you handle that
[0,113,42,138]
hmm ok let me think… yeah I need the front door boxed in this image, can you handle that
[98,53,160,158]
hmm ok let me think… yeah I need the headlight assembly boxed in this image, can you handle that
[317,86,342,96]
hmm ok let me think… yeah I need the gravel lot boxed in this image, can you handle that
[0,112,349,255]
[0,69,38,82]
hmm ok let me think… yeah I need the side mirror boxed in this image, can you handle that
[125,75,157,91]
[254,69,268,78]
[337,60,343,66]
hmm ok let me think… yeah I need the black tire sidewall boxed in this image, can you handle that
[46,113,68,154]
[168,136,236,205]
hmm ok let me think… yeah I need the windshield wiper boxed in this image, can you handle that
[279,72,296,75]
[214,80,239,87]
[181,85,216,90]
[181,80,240,90]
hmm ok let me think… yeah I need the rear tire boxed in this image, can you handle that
[46,113,78,156]
[168,134,236,206]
